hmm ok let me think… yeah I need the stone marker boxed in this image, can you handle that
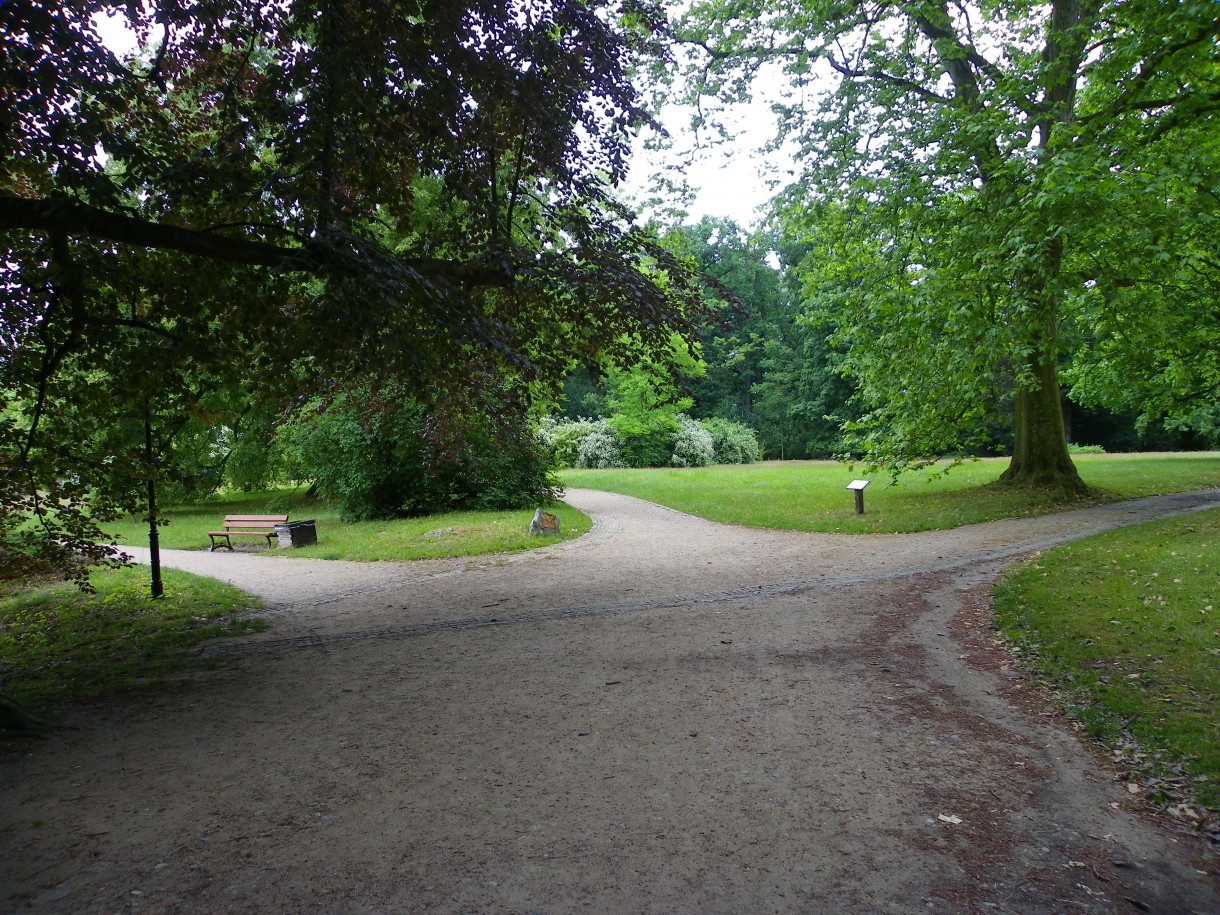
[529,509,561,536]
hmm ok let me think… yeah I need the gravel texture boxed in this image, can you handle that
[2,487,1218,913]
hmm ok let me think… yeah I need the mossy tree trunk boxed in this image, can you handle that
[1000,352,1087,496]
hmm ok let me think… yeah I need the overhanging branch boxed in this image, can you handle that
[0,195,515,287]
[1,195,316,269]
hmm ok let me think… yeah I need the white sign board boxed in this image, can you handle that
[846,480,870,491]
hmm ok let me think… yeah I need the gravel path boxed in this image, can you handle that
[2,487,1218,913]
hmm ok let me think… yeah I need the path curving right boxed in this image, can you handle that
[2,488,1217,913]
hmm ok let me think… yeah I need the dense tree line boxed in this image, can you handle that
[557,212,1216,464]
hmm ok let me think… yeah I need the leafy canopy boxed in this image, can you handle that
[674,0,1220,485]
[1,0,706,581]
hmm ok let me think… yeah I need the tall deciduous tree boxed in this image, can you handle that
[663,218,860,458]
[665,217,782,424]
[678,0,1220,493]
[1,1,704,580]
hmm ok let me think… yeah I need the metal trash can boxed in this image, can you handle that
[275,519,318,548]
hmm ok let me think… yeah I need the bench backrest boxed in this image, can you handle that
[223,514,289,529]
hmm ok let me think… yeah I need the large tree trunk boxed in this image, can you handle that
[1000,356,1087,495]
[994,0,1094,498]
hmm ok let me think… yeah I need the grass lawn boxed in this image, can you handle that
[0,567,265,709]
[101,489,591,561]
[560,453,1220,533]
[993,509,1219,818]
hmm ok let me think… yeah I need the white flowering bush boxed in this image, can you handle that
[543,414,761,468]
[540,416,601,468]
[574,420,627,468]
[670,414,715,467]
[701,417,762,464]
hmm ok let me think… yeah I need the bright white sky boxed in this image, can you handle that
[623,105,783,230]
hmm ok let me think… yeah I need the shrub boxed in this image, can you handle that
[617,427,675,467]
[278,386,556,520]
[700,417,762,464]
[671,414,715,467]
[426,403,557,514]
[275,396,421,521]
[540,417,600,468]
[574,420,627,469]
[548,413,763,468]
[607,410,679,468]
[1067,443,1107,455]
[547,407,762,469]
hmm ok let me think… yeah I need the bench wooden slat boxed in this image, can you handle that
[207,515,289,551]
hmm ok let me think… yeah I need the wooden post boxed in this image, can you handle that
[847,479,870,515]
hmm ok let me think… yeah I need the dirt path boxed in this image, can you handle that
[3,488,1218,913]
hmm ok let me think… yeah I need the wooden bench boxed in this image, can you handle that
[207,515,289,551]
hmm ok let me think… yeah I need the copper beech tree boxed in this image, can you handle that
[1,1,705,581]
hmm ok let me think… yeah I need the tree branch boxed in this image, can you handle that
[911,10,1006,88]
[911,5,1002,178]
[1080,23,1219,128]
[0,195,515,287]
[1,195,315,268]
[824,54,950,104]
[83,316,180,340]
[17,231,87,471]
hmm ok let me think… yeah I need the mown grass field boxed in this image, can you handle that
[0,567,264,709]
[994,509,1219,818]
[560,453,1220,533]
[101,491,591,561]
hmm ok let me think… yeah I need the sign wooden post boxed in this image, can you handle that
[846,479,870,515]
